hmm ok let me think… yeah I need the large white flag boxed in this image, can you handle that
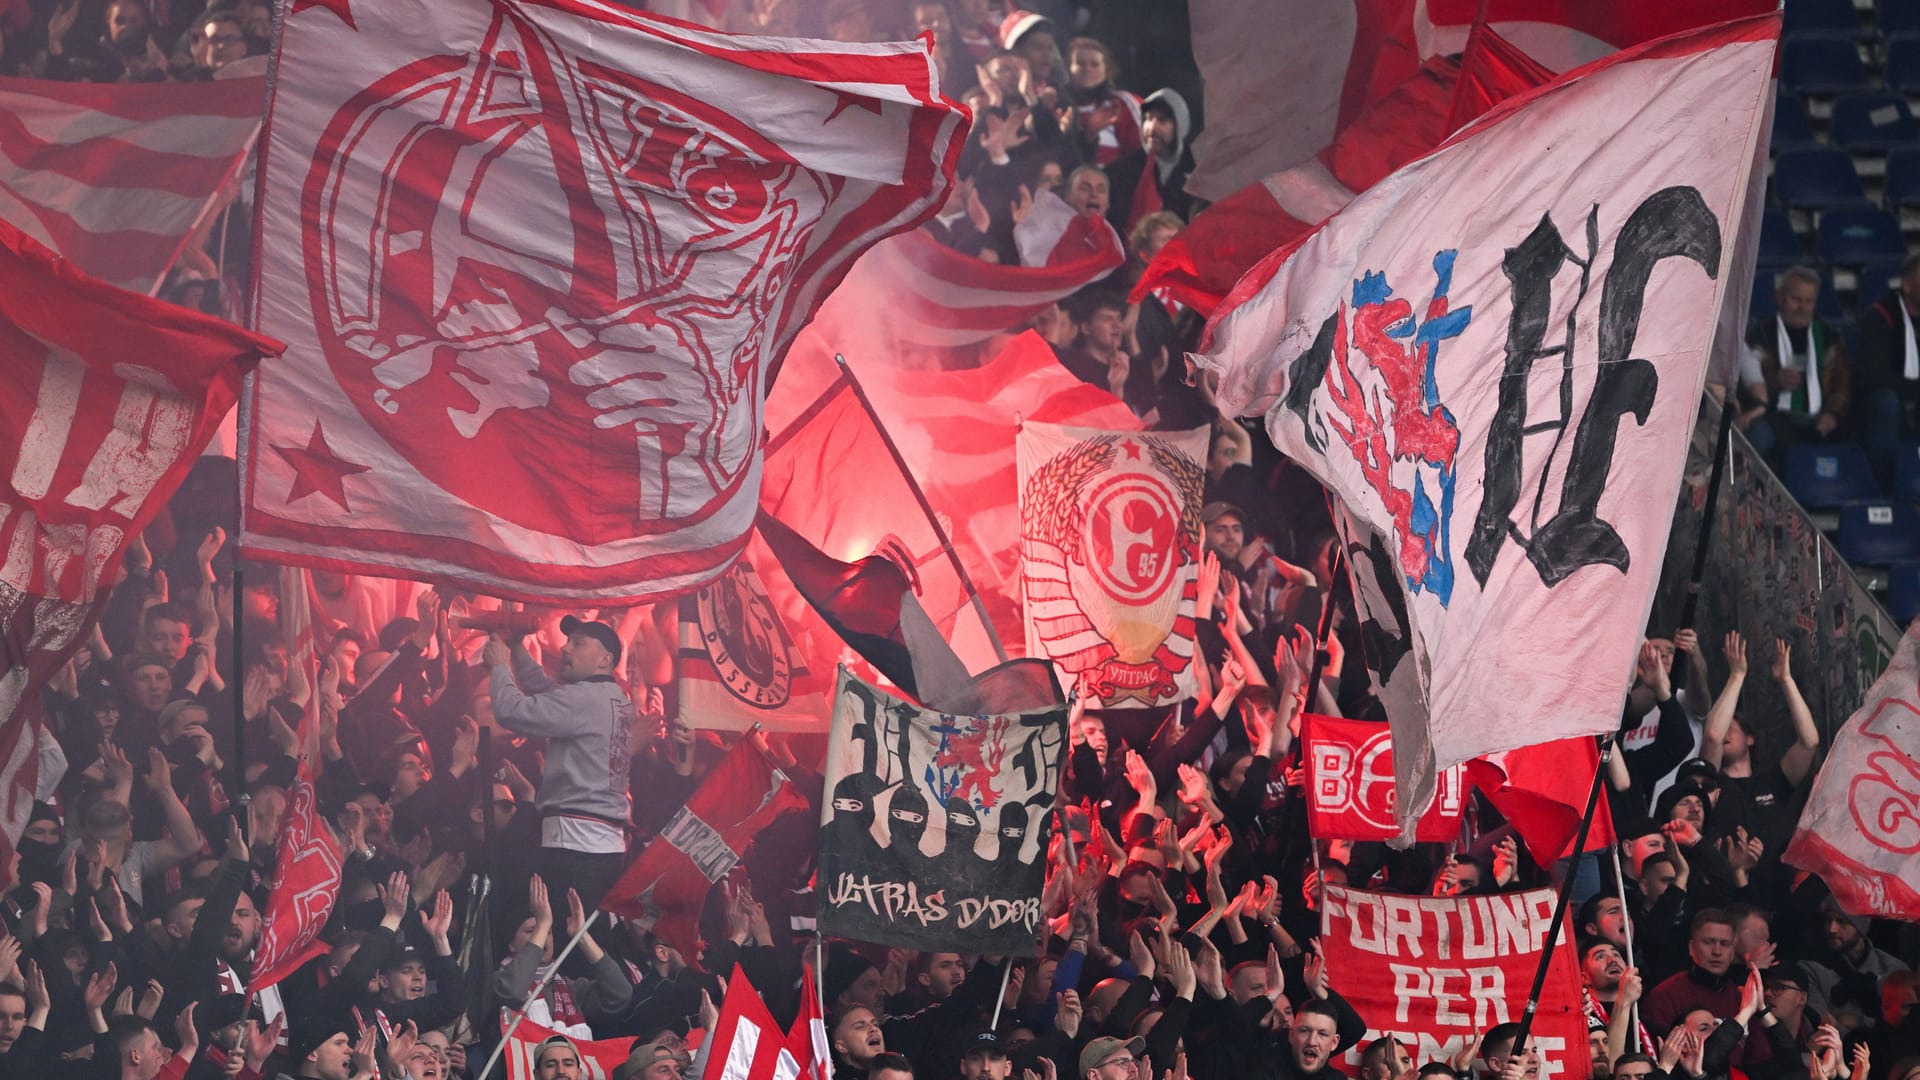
[242,0,965,602]
[1194,16,1776,838]
[1784,623,1920,922]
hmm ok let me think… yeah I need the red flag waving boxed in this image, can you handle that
[1467,738,1616,867]
[708,966,807,1080]
[789,966,830,1080]
[0,74,262,292]
[501,1014,635,1080]
[601,741,802,952]
[242,0,967,602]
[248,754,344,993]
[0,221,278,891]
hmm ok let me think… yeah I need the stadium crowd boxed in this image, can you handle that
[4,2,1920,1080]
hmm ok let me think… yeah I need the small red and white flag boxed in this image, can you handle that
[1193,15,1777,838]
[0,220,278,890]
[242,0,967,602]
[789,966,830,1080]
[601,741,802,951]
[708,967,808,1080]
[1018,423,1208,709]
[500,1014,635,1080]
[0,74,261,293]
[248,753,343,993]
[1784,622,1920,922]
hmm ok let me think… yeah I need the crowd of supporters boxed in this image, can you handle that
[5,1,1920,1080]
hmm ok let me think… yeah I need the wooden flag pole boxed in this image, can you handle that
[1509,735,1614,1064]
[834,355,1010,664]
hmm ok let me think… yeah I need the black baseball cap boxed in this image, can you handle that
[559,615,623,664]
[964,1031,1009,1059]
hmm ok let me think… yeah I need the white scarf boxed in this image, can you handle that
[1775,316,1821,416]
[1905,301,1920,381]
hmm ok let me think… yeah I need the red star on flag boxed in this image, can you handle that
[290,0,356,29]
[825,89,885,124]
[273,422,370,511]
[1122,441,1143,460]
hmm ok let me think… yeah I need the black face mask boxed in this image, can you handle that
[15,838,63,885]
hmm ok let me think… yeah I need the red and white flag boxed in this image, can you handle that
[1184,0,1776,202]
[1468,738,1617,867]
[601,740,803,951]
[242,0,967,602]
[0,221,278,889]
[1784,622,1920,922]
[708,967,805,1080]
[675,552,835,732]
[1303,715,1467,844]
[788,966,830,1080]
[501,1015,635,1080]
[247,754,343,993]
[1194,16,1776,838]
[0,74,261,293]
[1018,423,1207,709]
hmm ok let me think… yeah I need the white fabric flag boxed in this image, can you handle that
[1194,16,1776,838]
[1784,622,1920,922]
[242,0,965,602]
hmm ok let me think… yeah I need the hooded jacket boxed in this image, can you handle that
[1104,87,1198,232]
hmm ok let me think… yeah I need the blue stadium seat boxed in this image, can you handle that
[1759,209,1805,266]
[1830,94,1920,153]
[1883,3,1920,40]
[1886,146,1920,208]
[1781,36,1872,96]
[1786,443,1881,508]
[1785,0,1864,38]
[1817,206,1906,266]
[1896,441,1920,502]
[1858,259,1906,303]
[1772,147,1868,210]
[1751,274,1778,322]
[1837,501,1920,565]
[1888,34,1920,94]
[1773,92,1816,147]
[1890,562,1920,623]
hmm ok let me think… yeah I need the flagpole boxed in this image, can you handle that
[1609,840,1640,1043]
[232,564,248,822]
[473,910,602,1080]
[834,355,1010,665]
[987,958,1014,1030]
[1510,735,1614,1064]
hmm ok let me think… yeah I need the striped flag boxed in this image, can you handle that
[0,74,262,293]
[0,220,279,890]
[500,1015,634,1080]
[709,967,804,1080]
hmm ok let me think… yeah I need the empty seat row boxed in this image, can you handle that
[1785,443,1920,510]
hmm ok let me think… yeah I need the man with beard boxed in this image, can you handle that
[1805,900,1909,1024]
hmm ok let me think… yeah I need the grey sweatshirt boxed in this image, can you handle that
[490,654,633,828]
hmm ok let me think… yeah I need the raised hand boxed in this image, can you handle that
[350,1023,380,1078]
[83,962,118,1014]
[244,1018,284,1072]
[424,890,454,949]
[378,870,411,923]
[1166,939,1198,999]
[528,874,553,930]
[1770,639,1793,684]
[1492,836,1521,887]
[22,962,47,1017]
[1617,966,1644,1006]
[1055,988,1083,1037]
[1724,631,1747,677]
[174,1001,199,1060]
[136,979,164,1019]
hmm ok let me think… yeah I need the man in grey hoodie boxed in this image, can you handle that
[485,615,635,908]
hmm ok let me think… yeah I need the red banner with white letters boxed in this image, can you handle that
[1303,715,1466,843]
[1321,884,1589,1080]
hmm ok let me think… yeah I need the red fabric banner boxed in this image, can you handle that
[1468,738,1617,867]
[248,755,344,993]
[1302,715,1466,843]
[0,220,278,890]
[601,741,803,951]
[1321,884,1590,1080]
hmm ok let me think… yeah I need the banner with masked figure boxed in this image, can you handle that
[817,668,1067,951]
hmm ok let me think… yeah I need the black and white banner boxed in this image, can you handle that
[818,668,1068,952]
